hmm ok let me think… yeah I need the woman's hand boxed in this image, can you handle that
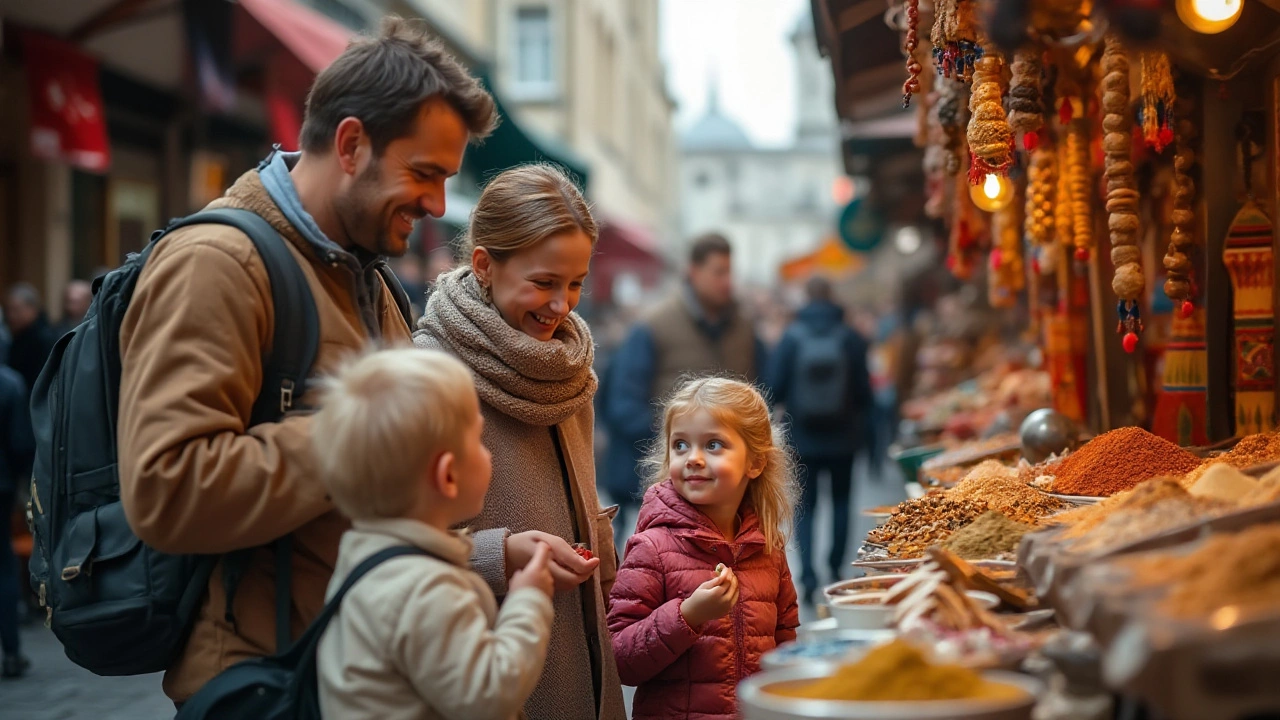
[506,530,600,592]
[679,565,740,628]
[509,541,554,597]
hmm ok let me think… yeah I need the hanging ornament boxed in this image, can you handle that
[1100,34,1144,350]
[1140,51,1175,152]
[1164,87,1197,312]
[936,79,968,175]
[903,0,923,108]
[989,184,1025,308]
[967,50,1015,184]
[948,166,987,278]
[1066,118,1092,265]
[1026,145,1056,266]
[1007,49,1045,151]
[931,0,983,82]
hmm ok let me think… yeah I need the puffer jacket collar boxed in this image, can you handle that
[635,481,766,554]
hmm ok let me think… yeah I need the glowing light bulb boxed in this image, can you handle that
[983,173,1001,200]
[969,173,1013,212]
[1177,0,1243,33]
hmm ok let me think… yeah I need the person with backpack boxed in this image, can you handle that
[601,233,767,543]
[26,18,499,706]
[768,276,872,602]
[0,365,33,679]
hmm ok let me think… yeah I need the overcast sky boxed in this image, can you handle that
[659,0,810,149]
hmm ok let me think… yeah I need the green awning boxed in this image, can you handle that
[464,74,590,191]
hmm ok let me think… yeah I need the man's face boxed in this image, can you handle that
[336,98,470,257]
[688,251,734,311]
[64,283,92,321]
[3,298,36,332]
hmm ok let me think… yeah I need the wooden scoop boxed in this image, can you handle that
[926,547,1036,610]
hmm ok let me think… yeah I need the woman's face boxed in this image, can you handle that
[473,229,593,341]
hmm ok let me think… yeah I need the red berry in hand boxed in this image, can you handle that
[1122,332,1139,354]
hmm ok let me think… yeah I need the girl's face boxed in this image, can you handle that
[667,407,763,514]
[472,229,593,342]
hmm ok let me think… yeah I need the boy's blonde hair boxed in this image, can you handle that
[311,348,477,520]
[643,376,799,552]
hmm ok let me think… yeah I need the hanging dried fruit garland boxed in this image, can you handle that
[931,0,983,81]
[1007,49,1045,151]
[967,51,1015,184]
[1026,146,1056,273]
[1164,88,1197,316]
[1066,119,1092,263]
[1100,34,1143,354]
[937,80,968,175]
[903,0,923,108]
[1140,51,1175,153]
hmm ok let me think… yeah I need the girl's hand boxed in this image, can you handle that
[680,565,740,628]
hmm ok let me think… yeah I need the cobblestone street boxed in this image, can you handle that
[1,459,903,719]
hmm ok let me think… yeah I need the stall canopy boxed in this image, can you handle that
[779,236,866,283]
[464,74,591,192]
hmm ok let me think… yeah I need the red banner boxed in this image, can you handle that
[23,31,110,173]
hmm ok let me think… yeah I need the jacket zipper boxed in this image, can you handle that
[730,546,747,682]
[44,372,66,626]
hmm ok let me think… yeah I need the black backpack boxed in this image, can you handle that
[27,207,411,676]
[788,323,852,428]
[175,545,429,720]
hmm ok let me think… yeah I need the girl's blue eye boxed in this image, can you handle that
[673,440,688,451]
[707,440,723,450]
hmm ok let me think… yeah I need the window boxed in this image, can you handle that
[514,6,553,94]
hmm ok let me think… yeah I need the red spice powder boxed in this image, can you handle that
[1050,427,1201,497]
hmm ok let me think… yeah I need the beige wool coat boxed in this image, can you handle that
[414,267,626,720]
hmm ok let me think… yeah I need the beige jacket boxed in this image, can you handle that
[317,519,553,720]
[116,166,413,701]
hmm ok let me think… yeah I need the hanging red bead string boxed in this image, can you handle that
[903,0,923,108]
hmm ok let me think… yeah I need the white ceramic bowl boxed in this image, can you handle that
[738,665,1043,720]
[829,589,1004,630]
[823,576,906,605]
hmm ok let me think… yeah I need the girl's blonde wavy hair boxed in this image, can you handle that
[642,376,799,552]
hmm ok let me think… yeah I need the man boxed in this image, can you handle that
[769,276,871,601]
[116,18,497,703]
[56,279,93,335]
[0,365,33,679]
[601,233,765,541]
[3,284,57,393]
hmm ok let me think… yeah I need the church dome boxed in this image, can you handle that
[681,85,753,151]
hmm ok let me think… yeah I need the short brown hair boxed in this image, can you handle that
[300,16,498,155]
[689,232,732,266]
[463,163,597,263]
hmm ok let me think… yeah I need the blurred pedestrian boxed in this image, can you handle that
[3,283,57,393]
[0,364,32,679]
[56,279,93,335]
[768,276,871,601]
[115,18,496,705]
[600,233,765,545]
[392,255,427,324]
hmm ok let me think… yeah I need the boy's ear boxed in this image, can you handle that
[433,451,460,500]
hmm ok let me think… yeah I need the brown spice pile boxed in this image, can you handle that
[1181,433,1280,488]
[941,510,1033,559]
[947,460,1064,524]
[867,495,989,558]
[1064,478,1233,555]
[1122,524,1280,618]
[1050,427,1200,497]
[1053,478,1197,538]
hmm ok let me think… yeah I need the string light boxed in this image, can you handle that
[970,173,1014,211]
[1176,0,1243,34]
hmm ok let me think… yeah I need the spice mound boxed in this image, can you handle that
[942,511,1033,559]
[867,495,989,558]
[767,640,1025,702]
[1049,427,1200,497]
[1122,524,1280,619]
[1063,478,1232,555]
[1188,463,1258,503]
[1181,432,1280,488]
[948,461,1064,524]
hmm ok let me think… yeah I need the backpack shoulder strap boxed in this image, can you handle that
[161,207,320,424]
[373,260,415,330]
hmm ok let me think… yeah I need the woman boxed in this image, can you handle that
[415,164,625,720]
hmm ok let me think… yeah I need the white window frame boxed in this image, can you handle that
[510,3,558,101]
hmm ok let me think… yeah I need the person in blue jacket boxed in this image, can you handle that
[599,233,767,547]
[769,276,871,601]
[0,364,33,678]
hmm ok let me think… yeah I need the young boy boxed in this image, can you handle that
[313,348,554,720]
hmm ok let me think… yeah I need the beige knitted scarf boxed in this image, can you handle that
[415,266,597,426]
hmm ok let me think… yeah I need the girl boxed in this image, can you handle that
[607,377,801,719]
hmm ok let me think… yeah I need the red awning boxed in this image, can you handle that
[237,0,352,74]
[23,30,110,173]
[599,218,660,258]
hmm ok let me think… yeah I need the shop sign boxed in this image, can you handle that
[23,31,110,174]
[837,197,883,253]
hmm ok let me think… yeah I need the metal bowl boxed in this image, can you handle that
[739,665,1043,720]
[1019,409,1078,464]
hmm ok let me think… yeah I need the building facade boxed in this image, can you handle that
[678,16,846,287]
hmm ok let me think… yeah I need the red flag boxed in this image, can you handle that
[23,31,110,173]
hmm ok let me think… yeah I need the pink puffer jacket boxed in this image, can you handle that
[607,481,800,719]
